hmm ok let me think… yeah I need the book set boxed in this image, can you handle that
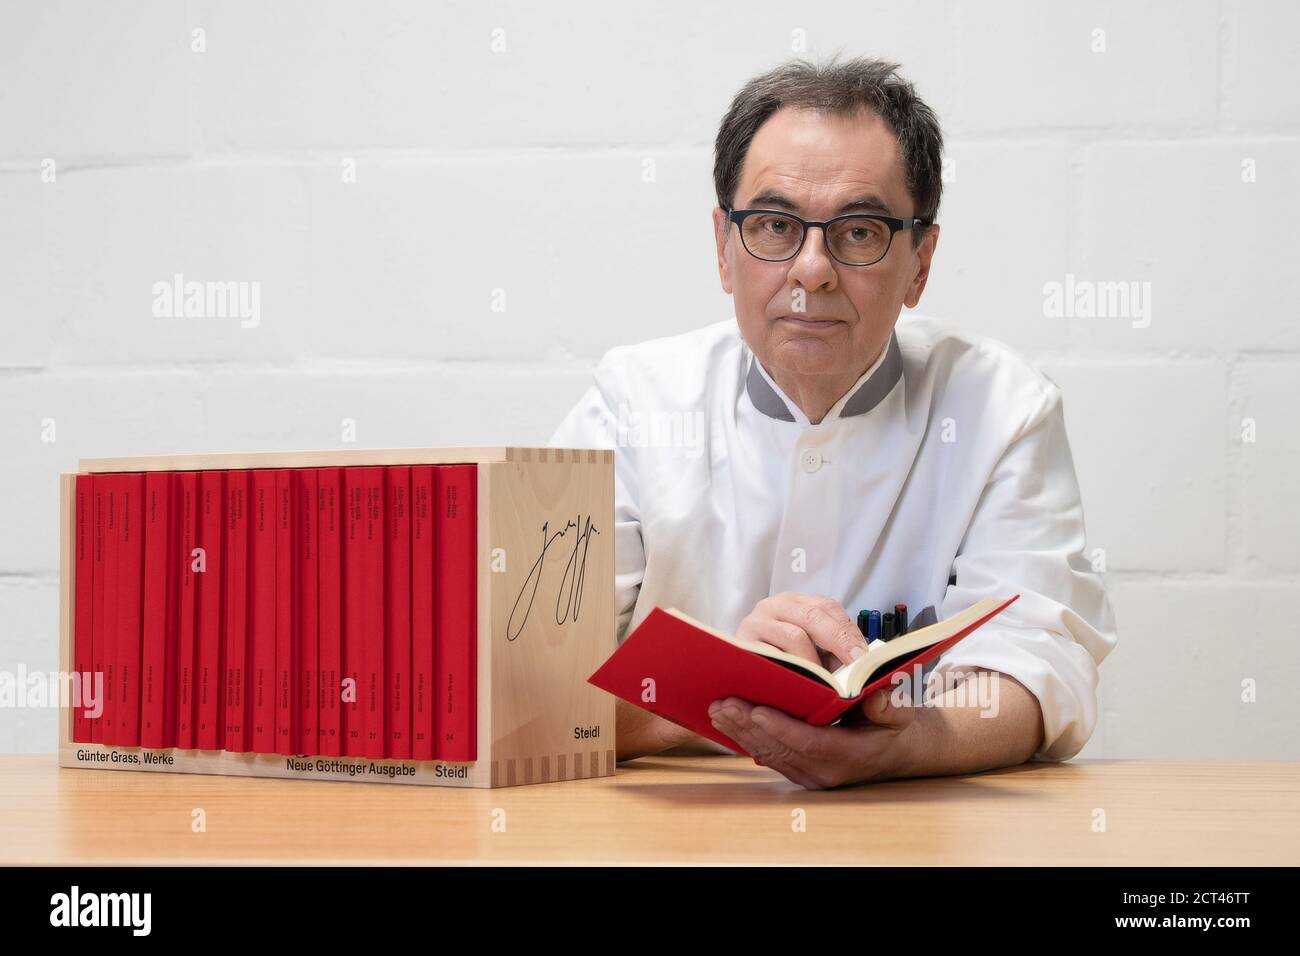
[58,446,616,789]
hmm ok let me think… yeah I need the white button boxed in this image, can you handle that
[800,449,823,473]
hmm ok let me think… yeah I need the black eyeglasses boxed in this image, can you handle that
[727,208,927,266]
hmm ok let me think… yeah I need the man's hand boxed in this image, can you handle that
[708,686,916,789]
[708,668,1046,790]
[735,592,870,670]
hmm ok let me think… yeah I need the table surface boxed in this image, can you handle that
[3,754,1297,865]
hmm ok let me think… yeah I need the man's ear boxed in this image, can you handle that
[903,223,939,310]
[712,206,734,295]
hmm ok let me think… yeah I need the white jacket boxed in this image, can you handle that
[548,315,1118,761]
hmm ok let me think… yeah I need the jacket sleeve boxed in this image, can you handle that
[927,383,1118,761]
[546,351,646,644]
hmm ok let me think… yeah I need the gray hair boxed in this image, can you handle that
[713,56,944,245]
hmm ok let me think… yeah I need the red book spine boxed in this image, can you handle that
[140,472,171,748]
[195,470,225,750]
[297,469,319,755]
[250,470,277,753]
[175,472,199,748]
[343,469,363,756]
[410,467,435,761]
[161,474,179,748]
[73,475,93,743]
[223,471,250,752]
[116,473,145,748]
[276,470,297,754]
[362,468,386,759]
[90,478,107,744]
[387,467,412,759]
[101,477,120,744]
[317,468,342,756]
[435,465,477,762]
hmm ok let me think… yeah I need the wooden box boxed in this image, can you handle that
[57,446,616,788]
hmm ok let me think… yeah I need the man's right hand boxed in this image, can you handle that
[734,592,870,670]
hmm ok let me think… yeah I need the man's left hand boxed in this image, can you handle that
[708,687,923,789]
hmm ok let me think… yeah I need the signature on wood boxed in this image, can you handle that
[507,514,600,642]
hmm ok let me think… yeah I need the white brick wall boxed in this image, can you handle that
[2,1,1296,759]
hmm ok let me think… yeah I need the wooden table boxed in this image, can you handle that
[2,754,1296,865]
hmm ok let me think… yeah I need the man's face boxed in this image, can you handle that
[712,106,939,385]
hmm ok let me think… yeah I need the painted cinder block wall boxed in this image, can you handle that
[2,1,1296,758]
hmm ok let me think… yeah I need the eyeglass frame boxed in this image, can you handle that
[726,207,928,267]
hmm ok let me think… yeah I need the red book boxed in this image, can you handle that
[73,475,93,743]
[195,470,225,750]
[275,470,297,754]
[116,473,146,747]
[161,474,180,746]
[250,470,277,753]
[223,471,250,752]
[340,470,361,754]
[435,465,476,762]
[343,467,386,757]
[101,477,120,744]
[316,468,342,756]
[362,468,386,759]
[410,467,435,761]
[90,478,107,744]
[386,467,411,759]
[297,469,319,755]
[175,472,199,748]
[588,596,1021,755]
[140,472,175,748]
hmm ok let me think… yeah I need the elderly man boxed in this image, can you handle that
[549,57,1117,790]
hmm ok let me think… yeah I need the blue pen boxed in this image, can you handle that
[867,610,881,642]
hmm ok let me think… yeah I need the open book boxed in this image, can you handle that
[587,595,1018,755]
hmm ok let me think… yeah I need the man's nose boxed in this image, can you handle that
[786,227,838,293]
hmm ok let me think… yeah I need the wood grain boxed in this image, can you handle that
[4,754,1296,865]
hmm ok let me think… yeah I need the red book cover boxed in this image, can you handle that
[140,472,173,748]
[250,470,277,753]
[223,471,250,752]
[362,467,386,759]
[115,473,146,748]
[101,476,120,745]
[317,468,342,756]
[410,467,435,761]
[434,465,476,762]
[175,472,199,748]
[195,470,225,750]
[297,469,319,755]
[90,478,107,744]
[161,473,180,747]
[275,469,297,754]
[386,467,411,759]
[342,468,364,756]
[588,596,1020,756]
[73,475,93,743]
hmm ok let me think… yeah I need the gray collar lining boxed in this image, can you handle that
[744,331,903,422]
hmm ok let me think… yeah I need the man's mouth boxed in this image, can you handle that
[775,314,842,329]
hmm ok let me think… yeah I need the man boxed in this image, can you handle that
[548,57,1117,790]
